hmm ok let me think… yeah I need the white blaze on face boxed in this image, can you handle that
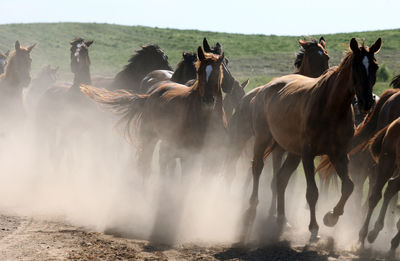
[0,59,6,67]
[205,65,213,83]
[363,56,369,76]
[318,50,323,56]
[74,43,82,57]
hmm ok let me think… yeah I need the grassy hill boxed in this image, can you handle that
[0,23,399,94]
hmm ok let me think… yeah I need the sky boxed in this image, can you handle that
[1,0,399,36]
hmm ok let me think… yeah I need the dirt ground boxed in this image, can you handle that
[0,213,394,260]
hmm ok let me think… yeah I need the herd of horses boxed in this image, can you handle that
[2,34,400,257]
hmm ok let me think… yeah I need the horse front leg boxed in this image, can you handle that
[367,176,400,243]
[359,153,395,246]
[302,151,319,242]
[323,154,354,227]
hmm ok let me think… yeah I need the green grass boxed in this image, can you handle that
[0,23,398,92]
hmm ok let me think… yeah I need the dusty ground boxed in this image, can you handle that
[0,213,394,260]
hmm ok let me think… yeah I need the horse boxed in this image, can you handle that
[35,37,95,164]
[0,41,35,132]
[224,37,329,195]
[240,37,381,242]
[107,44,172,92]
[360,118,400,258]
[0,50,10,75]
[25,64,59,111]
[390,73,400,89]
[81,46,226,179]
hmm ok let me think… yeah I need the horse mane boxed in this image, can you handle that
[294,38,319,69]
[390,74,400,89]
[123,44,170,74]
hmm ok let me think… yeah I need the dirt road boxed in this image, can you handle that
[0,213,391,260]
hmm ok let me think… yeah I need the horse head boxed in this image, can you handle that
[350,37,381,113]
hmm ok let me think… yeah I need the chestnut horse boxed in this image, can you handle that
[360,118,400,257]
[0,50,10,75]
[82,47,226,178]
[225,37,329,195]
[241,38,381,242]
[0,41,35,132]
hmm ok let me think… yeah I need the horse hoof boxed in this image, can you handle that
[323,211,339,227]
[309,233,320,243]
[386,249,396,260]
[277,216,292,230]
[367,229,379,243]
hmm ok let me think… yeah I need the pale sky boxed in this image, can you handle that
[1,0,399,36]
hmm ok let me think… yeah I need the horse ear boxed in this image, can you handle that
[15,41,21,51]
[350,38,360,53]
[27,43,36,53]
[197,46,206,61]
[241,79,250,89]
[85,40,94,47]
[5,50,10,57]
[319,37,326,48]
[203,38,211,52]
[369,38,382,54]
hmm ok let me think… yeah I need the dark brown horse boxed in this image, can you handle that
[35,37,95,163]
[225,37,329,195]
[0,41,35,131]
[81,47,226,178]
[241,38,381,242]
[390,73,400,89]
[25,64,59,110]
[0,50,10,75]
[360,118,400,258]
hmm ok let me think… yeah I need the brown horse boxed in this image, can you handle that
[390,73,400,89]
[241,38,381,242]
[225,37,329,197]
[82,47,226,178]
[25,64,59,111]
[0,50,10,75]
[0,41,35,131]
[357,118,400,257]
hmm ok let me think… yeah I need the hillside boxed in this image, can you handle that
[0,23,399,93]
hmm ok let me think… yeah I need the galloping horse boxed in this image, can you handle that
[0,41,35,132]
[225,37,329,191]
[82,47,227,178]
[241,38,381,242]
[0,50,10,75]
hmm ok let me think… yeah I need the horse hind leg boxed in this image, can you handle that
[302,151,320,242]
[388,216,400,259]
[368,175,400,243]
[239,135,271,243]
[276,152,301,229]
[268,146,285,218]
[323,154,354,227]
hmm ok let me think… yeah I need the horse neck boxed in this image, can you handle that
[72,66,91,88]
[323,64,355,117]
[0,68,24,97]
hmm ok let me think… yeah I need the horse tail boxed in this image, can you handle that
[390,74,400,89]
[315,155,335,180]
[80,85,148,139]
[350,89,398,152]
[369,125,389,162]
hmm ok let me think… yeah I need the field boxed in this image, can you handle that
[0,23,399,93]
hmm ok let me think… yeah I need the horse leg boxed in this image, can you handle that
[302,152,319,242]
[159,141,176,177]
[268,146,284,218]
[359,153,395,246]
[276,153,301,228]
[323,154,354,227]
[239,137,270,243]
[388,216,400,259]
[224,134,251,186]
[368,176,400,243]
[137,137,157,183]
